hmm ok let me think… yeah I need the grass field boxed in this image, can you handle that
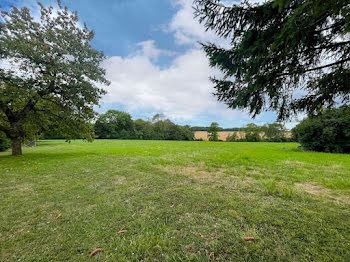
[1,140,350,261]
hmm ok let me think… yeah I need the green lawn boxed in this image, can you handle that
[1,140,350,261]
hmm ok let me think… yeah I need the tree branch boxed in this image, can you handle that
[277,58,350,77]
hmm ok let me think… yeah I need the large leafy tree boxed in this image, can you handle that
[194,0,350,120]
[94,110,134,139]
[292,105,350,153]
[0,2,109,155]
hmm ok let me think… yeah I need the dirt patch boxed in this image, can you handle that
[297,183,329,195]
[110,176,126,185]
[296,183,350,204]
[158,164,225,180]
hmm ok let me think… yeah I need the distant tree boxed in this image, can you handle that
[0,2,109,155]
[292,106,350,153]
[194,0,350,120]
[179,125,195,141]
[226,132,237,142]
[262,123,287,142]
[244,123,261,142]
[208,122,220,141]
[151,113,166,123]
[134,119,154,140]
[95,110,134,139]
[191,126,208,131]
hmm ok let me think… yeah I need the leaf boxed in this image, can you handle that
[117,226,127,234]
[244,236,255,242]
[89,248,102,257]
[199,233,205,238]
[56,213,62,219]
[209,252,215,259]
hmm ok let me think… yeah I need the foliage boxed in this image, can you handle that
[226,132,237,142]
[0,2,109,155]
[94,112,194,141]
[95,110,134,139]
[134,119,155,140]
[208,122,220,141]
[244,123,261,142]
[262,123,287,142]
[292,106,350,153]
[1,140,350,261]
[0,132,10,152]
[194,0,350,120]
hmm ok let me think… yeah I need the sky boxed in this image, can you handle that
[0,0,300,129]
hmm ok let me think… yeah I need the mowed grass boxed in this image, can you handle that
[1,140,350,261]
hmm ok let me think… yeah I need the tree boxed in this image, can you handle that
[134,119,155,140]
[226,132,237,142]
[94,110,134,139]
[292,106,350,153]
[194,0,350,120]
[244,123,261,142]
[208,122,220,141]
[262,123,287,141]
[0,2,109,155]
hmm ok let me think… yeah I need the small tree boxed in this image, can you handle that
[208,122,220,141]
[0,2,109,155]
[292,106,350,153]
[226,132,237,142]
[262,123,287,142]
[244,123,261,142]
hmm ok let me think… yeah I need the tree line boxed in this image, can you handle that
[207,122,291,142]
[42,110,194,141]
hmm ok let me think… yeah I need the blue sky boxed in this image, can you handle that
[0,0,298,128]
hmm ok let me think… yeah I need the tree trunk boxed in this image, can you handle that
[11,137,22,156]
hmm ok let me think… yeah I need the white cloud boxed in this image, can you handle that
[168,0,225,46]
[136,40,176,59]
[100,0,286,127]
[101,41,249,123]
[167,0,264,46]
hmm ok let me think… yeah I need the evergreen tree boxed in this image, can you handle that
[194,0,350,120]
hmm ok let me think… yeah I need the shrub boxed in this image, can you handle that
[226,133,237,142]
[0,132,10,152]
[208,122,220,141]
[262,123,287,142]
[292,106,350,153]
[244,123,261,142]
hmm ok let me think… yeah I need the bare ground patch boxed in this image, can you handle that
[156,164,256,192]
[157,163,225,180]
[296,183,350,204]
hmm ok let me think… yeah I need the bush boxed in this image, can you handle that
[0,132,10,152]
[292,106,350,153]
[226,133,237,142]
[244,123,261,142]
